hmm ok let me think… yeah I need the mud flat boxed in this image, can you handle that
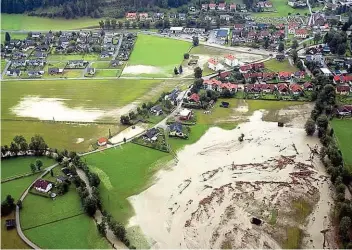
[128,111,336,249]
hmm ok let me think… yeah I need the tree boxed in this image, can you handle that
[316,115,328,130]
[35,159,43,171]
[19,141,28,154]
[278,42,285,53]
[5,32,11,44]
[314,32,321,44]
[327,145,343,167]
[1,195,15,216]
[118,21,123,29]
[124,20,130,29]
[339,216,351,240]
[105,19,111,29]
[111,221,127,241]
[305,118,316,136]
[194,67,202,78]
[120,115,130,125]
[174,67,179,75]
[88,172,101,187]
[179,65,183,74]
[9,142,19,156]
[291,39,299,49]
[83,196,97,217]
[337,43,346,56]
[132,22,137,29]
[57,182,69,195]
[111,19,117,29]
[99,20,104,29]
[192,36,199,46]
[29,135,47,155]
[129,111,136,120]
[97,221,106,236]
[50,169,54,177]
[16,200,22,210]
[184,53,189,59]
[30,163,36,173]
[264,38,269,49]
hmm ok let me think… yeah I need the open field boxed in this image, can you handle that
[1,32,28,44]
[47,53,100,61]
[1,121,121,152]
[264,59,299,72]
[252,0,310,17]
[83,143,170,224]
[331,119,352,172]
[21,186,83,229]
[1,212,29,249]
[1,14,100,31]
[1,174,40,200]
[1,59,7,71]
[24,214,109,249]
[94,69,119,77]
[1,156,55,180]
[123,34,191,77]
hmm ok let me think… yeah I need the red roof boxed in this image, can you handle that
[230,4,236,9]
[203,79,222,86]
[263,72,275,79]
[224,54,236,61]
[220,71,231,78]
[290,84,303,92]
[208,58,218,65]
[189,93,200,102]
[98,137,108,144]
[336,85,351,92]
[209,3,216,7]
[220,82,237,90]
[303,82,313,89]
[278,72,291,78]
[34,179,51,189]
[126,12,137,18]
[334,75,352,82]
[295,29,308,35]
[278,83,288,91]
[234,23,244,29]
[139,13,148,17]
[218,3,226,7]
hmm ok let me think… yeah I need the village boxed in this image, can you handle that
[1,0,352,249]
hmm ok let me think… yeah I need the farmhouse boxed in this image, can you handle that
[208,58,224,71]
[139,13,148,20]
[333,75,352,84]
[209,3,216,10]
[97,137,108,146]
[150,105,163,116]
[6,69,21,77]
[143,128,159,142]
[169,122,187,138]
[188,93,200,103]
[224,54,238,67]
[179,108,192,120]
[126,12,137,20]
[278,71,292,81]
[278,83,289,94]
[290,84,303,95]
[203,78,222,90]
[33,179,53,193]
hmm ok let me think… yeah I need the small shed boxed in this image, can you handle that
[5,219,16,230]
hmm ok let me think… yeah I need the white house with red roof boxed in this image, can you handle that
[230,4,236,10]
[224,54,239,67]
[290,84,303,95]
[294,29,308,38]
[126,12,137,20]
[34,179,53,193]
[139,13,148,21]
[98,137,108,146]
[203,79,222,90]
[218,2,226,10]
[208,58,224,71]
[220,83,238,92]
[209,3,216,10]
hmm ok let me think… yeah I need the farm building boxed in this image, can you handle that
[170,27,184,34]
[33,179,53,193]
[5,219,16,230]
[97,137,108,146]
[179,108,192,120]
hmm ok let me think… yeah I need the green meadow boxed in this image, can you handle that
[331,119,352,172]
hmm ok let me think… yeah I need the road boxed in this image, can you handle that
[16,162,59,249]
[112,34,123,59]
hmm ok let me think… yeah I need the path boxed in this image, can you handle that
[76,168,126,249]
[112,34,123,59]
[15,162,59,249]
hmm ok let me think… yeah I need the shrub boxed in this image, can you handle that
[304,118,316,136]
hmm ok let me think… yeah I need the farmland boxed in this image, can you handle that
[331,119,352,172]
[1,156,55,180]
[124,34,191,77]
[1,14,100,31]
[1,212,29,249]
[1,174,40,200]
[83,143,170,224]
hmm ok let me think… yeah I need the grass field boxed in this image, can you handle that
[1,14,100,31]
[1,174,40,200]
[47,53,99,61]
[1,212,29,249]
[331,119,352,172]
[83,143,170,224]
[1,59,8,71]
[252,0,310,17]
[1,32,27,44]
[264,59,299,72]
[24,214,109,249]
[126,34,191,76]
[94,69,119,77]
[1,156,55,180]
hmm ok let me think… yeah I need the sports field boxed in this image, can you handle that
[1,156,55,180]
[124,34,191,77]
[83,143,170,224]
[1,14,100,31]
[331,119,352,172]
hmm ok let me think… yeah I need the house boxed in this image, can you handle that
[67,60,86,68]
[245,84,261,93]
[333,75,352,84]
[322,45,330,54]
[224,54,239,67]
[277,83,289,94]
[126,12,137,20]
[178,13,186,20]
[143,128,159,142]
[26,59,45,67]
[216,29,228,40]
[100,51,111,59]
[336,105,352,116]
[218,2,226,10]
[12,52,26,59]
[165,89,179,102]
[154,12,164,20]
[220,15,232,21]
[34,51,47,59]
[56,176,69,183]
[336,85,351,95]
[5,219,16,230]
[303,82,313,91]
[276,54,285,61]
[189,6,196,12]
[230,4,236,10]
[170,27,184,34]
[97,137,108,146]
[6,69,21,77]
[202,4,209,11]
[28,70,44,77]
[208,58,224,71]
[169,122,187,138]
[278,72,292,81]
[188,93,200,103]
[261,84,276,93]
[150,105,163,116]
[295,29,308,38]
[219,71,231,79]
[203,78,222,90]
[36,45,50,52]
[61,168,73,176]
[179,108,192,120]
[240,64,252,73]
[294,71,305,79]
[33,179,52,193]
[11,60,26,68]
[31,32,41,38]
[290,84,303,95]
[86,67,96,75]
[233,23,245,30]
[139,13,148,20]
[48,68,64,75]
[219,82,238,92]
[209,3,217,10]
[320,67,332,76]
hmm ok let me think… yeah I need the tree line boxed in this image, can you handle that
[1,135,48,158]
[303,74,352,247]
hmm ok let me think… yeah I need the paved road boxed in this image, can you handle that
[16,162,59,249]
[112,34,123,59]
